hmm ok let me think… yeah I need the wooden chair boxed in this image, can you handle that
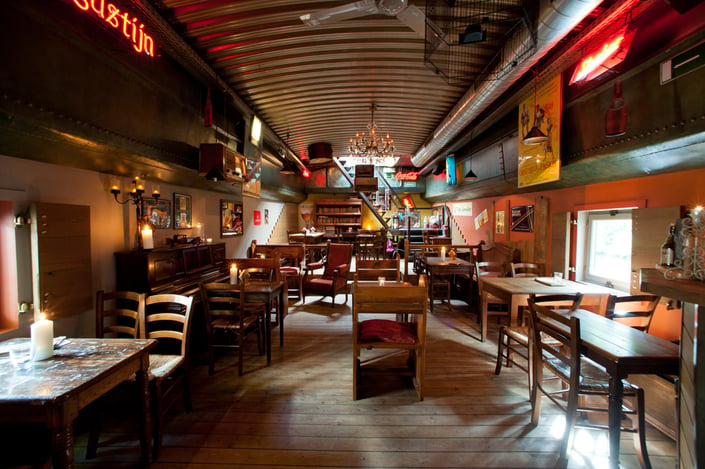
[87,290,144,458]
[494,293,583,404]
[95,290,143,338]
[355,254,401,281]
[231,255,282,325]
[141,293,194,459]
[200,275,266,376]
[527,299,650,469]
[476,260,510,326]
[356,233,376,260]
[510,262,542,277]
[605,294,661,332]
[251,242,305,300]
[302,241,352,307]
[352,275,428,400]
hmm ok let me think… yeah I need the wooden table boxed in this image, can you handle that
[235,279,288,362]
[0,338,156,468]
[288,231,325,244]
[478,276,614,342]
[568,309,680,468]
[422,256,474,312]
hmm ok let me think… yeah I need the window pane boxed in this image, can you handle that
[588,218,631,283]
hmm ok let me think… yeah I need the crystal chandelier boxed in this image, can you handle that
[348,103,397,166]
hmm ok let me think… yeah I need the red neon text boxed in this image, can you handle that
[570,33,625,84]
[394,171,420,181]
[73,0,155,57]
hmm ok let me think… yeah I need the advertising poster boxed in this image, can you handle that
[254,210,261,225]
[518,74,562,188]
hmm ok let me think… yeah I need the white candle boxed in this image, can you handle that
[141,225,154,249]
[441,246,446,260]
[31,313,54,361]
[378,276,385,286]
[230,264,238,284]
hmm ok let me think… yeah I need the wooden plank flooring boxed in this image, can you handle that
[72,294,677,468]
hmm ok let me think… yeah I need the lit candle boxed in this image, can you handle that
[378,276,386,286]
[141,225,154,250]
[206,237,213,244]
[31,313,54,361]
[110,184,119,192]
[441,246,446,260]
[230,264,238,284]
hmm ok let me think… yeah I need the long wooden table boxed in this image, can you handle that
[478,276,614,341]
[0,338,156,468]
[567,309,680,469]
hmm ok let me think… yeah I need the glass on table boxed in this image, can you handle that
[378,277,386,286]
[9,342,32,371]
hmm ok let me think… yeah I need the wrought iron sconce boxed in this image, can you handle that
[110,177,160,250]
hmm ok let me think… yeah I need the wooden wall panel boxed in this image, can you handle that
[31,202,92,319]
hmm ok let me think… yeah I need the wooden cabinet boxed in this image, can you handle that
[30,202,92,319]
[115,243,226,295]
[314,198,362,234]
[198,143,246,182]
[641,268,705,468]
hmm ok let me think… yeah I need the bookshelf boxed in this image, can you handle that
[314,198,362,235]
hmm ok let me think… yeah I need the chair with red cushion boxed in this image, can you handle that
[352,275,428,400]
[302,241,353,307]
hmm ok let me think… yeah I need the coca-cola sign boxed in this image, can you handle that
[394,171,420,181]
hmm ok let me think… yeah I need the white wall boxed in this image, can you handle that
[0,154,285,339]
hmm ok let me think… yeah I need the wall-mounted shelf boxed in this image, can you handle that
[314,198,362,234]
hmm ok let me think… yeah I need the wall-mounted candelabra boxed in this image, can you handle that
[110,177,159,250]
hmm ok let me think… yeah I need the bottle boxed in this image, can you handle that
[660,224,675,267]
[605,80,627,137]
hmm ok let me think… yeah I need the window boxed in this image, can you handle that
[577,209,632,292]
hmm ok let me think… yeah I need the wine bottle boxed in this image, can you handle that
[605,81,627,137]
[660,224,676,267]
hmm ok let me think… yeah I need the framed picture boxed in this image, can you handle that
[511,205,534,232]
[143,198,171,229]
[173,193,192,229]
[220,200,243,237]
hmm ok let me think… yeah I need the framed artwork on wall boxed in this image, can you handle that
[143,198,171,229]
[173,193,192,229]
[220,200,243,237]
[510,205,534,232]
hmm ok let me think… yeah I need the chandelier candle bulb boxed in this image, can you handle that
[31,313,54,361]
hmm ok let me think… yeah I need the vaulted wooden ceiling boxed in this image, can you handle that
[147,0,579,169]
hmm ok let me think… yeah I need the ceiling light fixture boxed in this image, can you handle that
[464,159,478,181]
[522,66,549,145]
[348,103,397,166]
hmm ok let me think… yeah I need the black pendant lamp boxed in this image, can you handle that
[464,158,477,181]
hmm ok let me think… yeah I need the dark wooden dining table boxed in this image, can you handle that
[0,337,156,468]
[421,256,474,312]
[478,276,615,341]
[233,279,288,362]
[565,309,680,469]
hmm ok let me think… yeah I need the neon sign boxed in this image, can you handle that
[72,0,156,57]
[394,171,420,181]
[570,27,635,85]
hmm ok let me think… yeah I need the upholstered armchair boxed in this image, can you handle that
[302,241,353,307]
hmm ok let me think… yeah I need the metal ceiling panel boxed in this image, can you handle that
[151,0,530,166]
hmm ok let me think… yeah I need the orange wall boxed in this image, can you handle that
[448,167,705,342]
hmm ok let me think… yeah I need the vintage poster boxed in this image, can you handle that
[495,210,505,234]
[474,208,488,230]
[518,74,562,188]
[511,205,534,232]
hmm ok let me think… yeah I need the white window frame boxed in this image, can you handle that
[575,208,633,293]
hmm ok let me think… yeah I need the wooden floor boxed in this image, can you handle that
[71,293,677,469]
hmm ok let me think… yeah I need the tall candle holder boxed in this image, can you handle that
[667,207,705,281]
[110,177,160,250]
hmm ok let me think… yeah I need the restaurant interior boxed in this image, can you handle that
[1,0,705,468]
